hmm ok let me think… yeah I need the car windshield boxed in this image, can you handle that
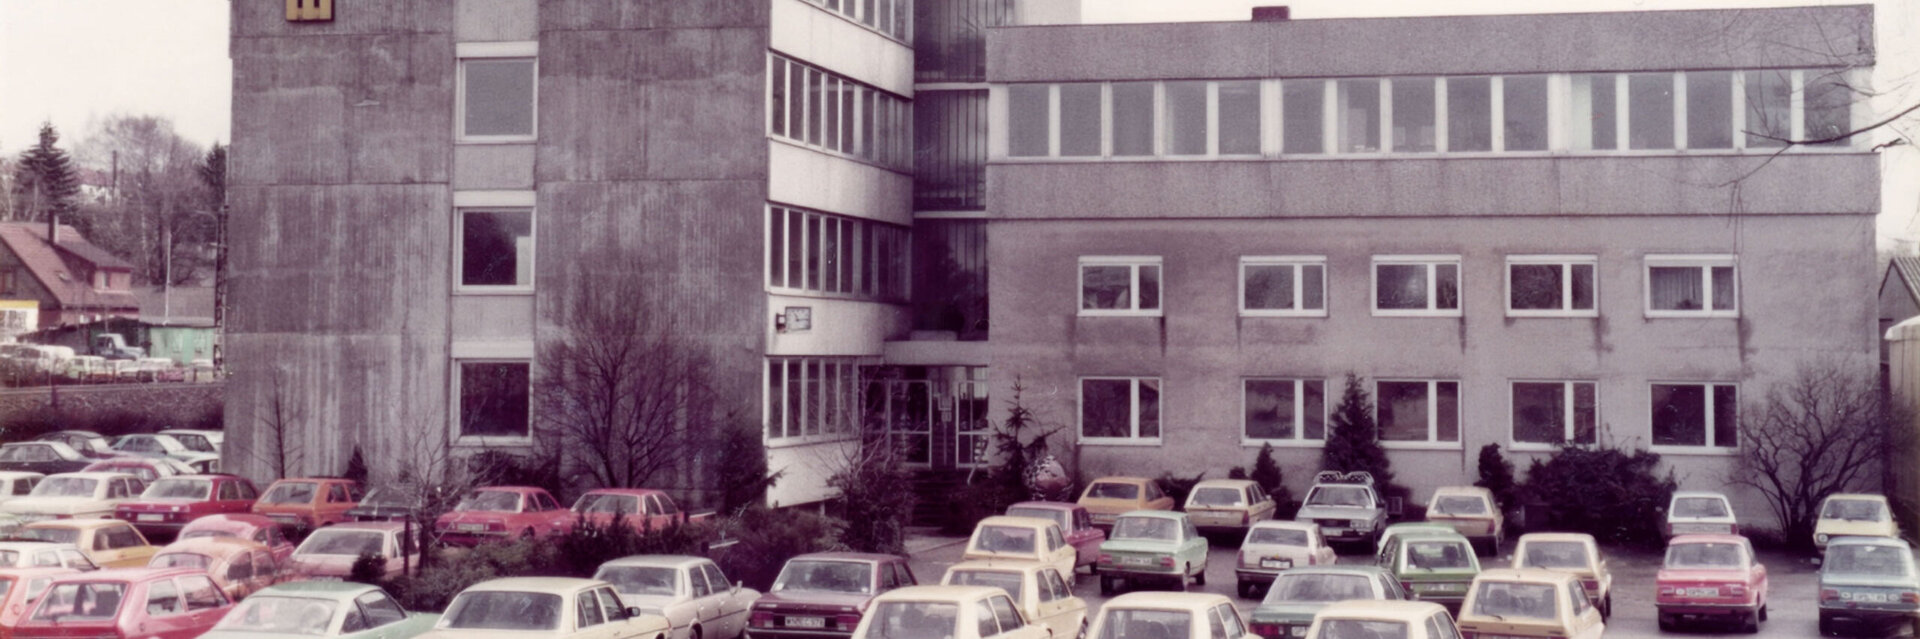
[213,596,337,635]
[1189,487,1245,507]
[456,491,522,512]
[596,566,679,596]
[297,530,385,557]
[1406,541,1474,569]
[1111,517,1177,542]
[1826,544,1912,577]
[1306,486,1370,507]
[359,488,411,508]
[1266,573,1373,603]
[20,528,78,544]
[169,435,215,453]
[150,552,212,569]
[973,525,1037,554]
[1318,620,1409,639]
[1432,496,1488,515]
[0,446,48,462]
[866,601,959,639]
[1086,483,1140,500]
[1247,527,1310,546]
[1006,507,1069,532]
[262,482,317,505]
[30,581,127,621]
[1673,497,1730,518]
[143,479,211,500]
[1518,541,1590,569]
[1823,499,1886,522]
[575,494,639,514]
[32,477,97,498]
[773,560,872,594]
[947,570,1023,599]
[1665,542,1744,568]
[1472,581,1559,620]
[1095,609,1191,639]
[441,591,562,630]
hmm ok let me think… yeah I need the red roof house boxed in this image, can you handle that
[0,221,139,327]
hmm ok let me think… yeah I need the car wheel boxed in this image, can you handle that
[1177,565,1191,590]
[1489,534,1502,557]
[522,527,535,540]
[1758,602,1767,622]
[1194,564,1206,586]
[1657,613,1676,632]
[1100,576,1117,596]
[1818,611,1834,636]
[1237,580,1251,599]
[1741,609,1760,634]
[1601,593,1612,621]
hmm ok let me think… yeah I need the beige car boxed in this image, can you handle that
[1426,486,1504,555]
[0,471,145,521]
[150,536,286,602]
[851,585,1050,639]
[1185,479,1277,535]
[1510,532,1614,619]
[1234,520,1338,598]
[23,518,158,568]
[964,516,1078,580]
[419,577,672,638]
[1077,477,1175,529]
[1089,591,1259,639]
[943,560,1089,639]
[1456,569,1605,639]
[1305,600,1458,639]
[1814,493,1900,551]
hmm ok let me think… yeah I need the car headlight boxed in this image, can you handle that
[1352,519,1370,530]
[1817,534,1830,544]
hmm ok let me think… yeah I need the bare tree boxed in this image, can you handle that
[75,114,213,285]
[246,367,305,479]
[1731,360,1913,550]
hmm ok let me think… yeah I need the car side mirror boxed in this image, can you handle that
[732,581,743,592]
[627,606,644,618]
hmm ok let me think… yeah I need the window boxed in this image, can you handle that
[458,209,534,290]
[1651,383,1737,449]
[1511,381,1597,447]
[1283,80,1325,154]
[1570,74,1619,151]
[1628,73,1675,150]
[1166,81,1209,156]
[1111,82,1155,156]
[1744,70,1792,148]
[1804,70,1854,146]
[1008,84,1049,157]
[794,0,911,41]
[1079,257,1162,316]
[1335,79,1381,153]
[768,54,910,169]
[1060,83,1103,156]
[765,357,861,442]
[456,43,537,142]
[1645,256,1736,317]
[766,205,909,302]
[1373,256,1460,316]
[1502,76,1548,151]
[1376,380,1460,444]
[1686,71,1734,149]
[146,579,182,615]
[1219,81,1262,155]
[1506,256,1596,316]
[1392,78,1436,153]
[457,361,530,440]
[1240,257,1326,316]
[1244,378,1327,442]
[1080,377,1160,443]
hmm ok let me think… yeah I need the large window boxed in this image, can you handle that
[1645,255,1736,317]
[1569,74,1618,151]
[1511,381,1597,447]
[1335,79,1381,153]
[1081,377,1160,443]
[1651,383,1737,449]
[1506,256,1596,317]
[1240,257,1326,316]
[768,54,912,170]
[766,358,861,443]
[1244,378,1327,443]
[457,361,530,440]
[458,210,534,291]
[1686,71,1734,149]
[1449,77,1494,152]
[1111,82,1155,156]
[457,43,537,143]
[1376,380,1460,445]
[1373,256,1460,316]
[766,205,909,302]
[1392,78,1437,153]
[1282,80,1325,154]
[1080,257,1161,316]
[1502,76,1549,151]
[797,0,911,42]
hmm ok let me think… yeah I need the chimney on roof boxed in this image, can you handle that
[1252,5,1291,21]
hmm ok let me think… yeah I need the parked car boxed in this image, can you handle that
[107,433,197,462]
[1666,491,1738,537]
[289,521,420,581]
[1425,486,1504,555]
[1815,493,1900,552]
[0,471,145,521]
[748,552,917,637]
[149,535,285,601]
[941,559,1088,639]
[1096,510,1210,596]
[1384,529,1481,613]
[0,540,98,571]
[1184,478,1277,536]
[32,431,114,458]
[1456,568,1604,639]
[849,585,1049,639]
[1510,532,1614,619]
[1077,477,1175,530]
[593,555,757,639]
[417,577,670,638]
[64,354,113,383]
[11,567,232,638]
[180,453,221,474]
[253,477,362,536]
[571,488,715,534]
[1655,533,1769,632]
[1817,535,1919,636]
[1087,591,1259,639]
[22,518,159,569]
[1303,600,1458,639]
[0,471,43,505]
[1374,522,1459,559]
[0,566,81,632]
[178,513,296,565]
[1004,501,1105,573]
[434,486,574,545]
[91,333,145,360]
[346,486,423,522]
[962,516,1077,579]
[81,455,197,482]
[156,429,222,455]
[1294,471,1387,549]
[1235,520,1338,598]
[0,441,96,475]
[1247,566,1408,638]
[200,581,440,639]
[113,473,260,541]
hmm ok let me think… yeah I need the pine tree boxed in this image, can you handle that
[1475,443,1518,512]
[11,122,80,223]
[1321,373,1396,490]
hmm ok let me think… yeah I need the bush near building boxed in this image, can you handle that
[1521,446,1676,547]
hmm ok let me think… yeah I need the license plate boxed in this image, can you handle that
[786,616,827,628]
[136,514,163,522]
[1685,587,1719,597]
[1122,557,1153,566]
[457,523,487,532]
[1261,558,1292,569]
[1846,592,1893,603]
[1290,627,1307,638]
[1322,527,1349,536]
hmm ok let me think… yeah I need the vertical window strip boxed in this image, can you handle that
[766,205,910,302]
[769,53,912,170]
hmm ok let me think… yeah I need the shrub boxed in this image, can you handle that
[465,451,566,500]
[1248,443,1295,517]
[349,551,385,584]
[342,447,369,485]
[712,421,781,515]
[1323,373,1398,495]
[1521,446,1676,547]
[1155,471,1207,507]
[384,539,560,612]
[548,513,713,577]
[1474,443,1518,512]
[714,507,845,591]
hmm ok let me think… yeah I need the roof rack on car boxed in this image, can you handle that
[1313,471,1374,486]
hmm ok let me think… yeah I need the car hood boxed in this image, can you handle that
[1100,539,1179,554]
[758,589,875,609]
[1249,602,1328,623]
[1,497,110,515]
[1295,505,1371,520]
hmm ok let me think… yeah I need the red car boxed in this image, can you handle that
[433,486,573,546]
[113,474,261,541]
[1006,500,1107,573]
[11,567,233,639]
[0,566,79,633]
[1656,533,1771,632]
[749,552,917,637]
[176,514,296,566]
[570,488,711,532]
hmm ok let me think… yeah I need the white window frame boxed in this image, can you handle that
[1643,254,1738,318]
[1239,256,1327,317]
[763,357,862,447]
[1504,255,1598,317]
[1508,380,1599,452]
[1374,379,1461,450]
[455,41,539,144]
[1078,376,1161,446]
[1648,381,1739,455]
[450,354,534,446]
[1079,256,1163,317]
[452,191,538,295]
[1240,377,1328,447]
[1371,255,1462,317]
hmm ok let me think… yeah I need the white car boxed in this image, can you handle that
[417,577,672,638]
[593,555,757,639]
[0,472,45,505]
[108,433,199,462]
[1235,520,1338,598]
[0,472,145,521]
[942,560,1089,639]
[0,541,97,570]
[1667,491,1738,537]
[159,429,224,455]
[1088,592,1260,639]
[851,585,1050,639]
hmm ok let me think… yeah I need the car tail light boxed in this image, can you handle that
[1238,550,1249,565]
[52,514,70,520]
[1402,581,1414,592]
[1725,583,1746,597]
[1822,589,1839,602]
[1159,556,1174,567]
[835,612,862,630]
[1729,524,1739,535]
[1581,579,1599,592]
[1903,592,1919,605]
[750,612,773,627]
[1658,585,1675,596]
[1241,512,1250,525]
[1099,553,1112,565]
[487,521,506,532]
[1250,623,1281,637]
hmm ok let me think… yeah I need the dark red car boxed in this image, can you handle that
[570,488,715,533]
[113,475,261,542]
[748,552,917,638]
[11,567,233,639]
[433,486,573,546]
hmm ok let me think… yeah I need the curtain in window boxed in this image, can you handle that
[1649,267,1704,310]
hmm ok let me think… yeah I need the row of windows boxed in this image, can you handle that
[768,54,914,170]
[766,357,863,440]
[796,0,912,43]
[1081,254,1738,319]
[1006,68,1855,159]
[1083,376,1739,450]
[766,205,911,302]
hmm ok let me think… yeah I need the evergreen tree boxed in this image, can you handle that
[11,122,80,223]
[1474,443,1518,512]
[1321,373,1395,490]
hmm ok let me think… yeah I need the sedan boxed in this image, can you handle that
[1096,510,1209,595]
[82,456,197,483]
[108,433,199,462]
[1456,569,1604,639]
[1087,591,1259,639]
[850,585,1049,639]
[1667,491,1738,537]
[1235,520,1339,598]
[1004,501,1104,573]
[0,471,44,506]
[290,521,420,581]
[0,442,94,476]
[11,567,233,639]
[1076,477,1174,530]
[1511,532,1614,619]
[593,555,757,639]
[417,577,671,638]
[1815,494,1900,551]
[178,513,296,565]
[749,552,918,638]
[1247,566,1407,639]
[201,581,440,639]
[113,474,260,541]
[962,516,1077,579]
[1425,486,1504,556]
[434,486,573,546]
[0,541,98,571]
[1304,600,1458,639]
[22,519,158,569]
[942,559,1089,639]
[1818,536,1919,636]
[149,536,286,601]
[0,471,146,521]
[32,431,115,458]
[1655,533,1769,632]
[1184,479,1277,536]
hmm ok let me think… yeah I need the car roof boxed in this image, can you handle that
[1671,491,1730,500]
[1116,510,1187,521]
[49,567,201,582]
[976,516,1059,530]
[1429,486,1492,497]
[947,560,1048,575]
[600,555,709,568]
[1249,520,1320,532]
[580,488,666,497]
[791,552,902,563]
[1668,534,1750,545]
[184,514,274,528]
[1474,568,1578,585]
[256,581,381,598]
[1274,566,1393,578]
[1087,477,1152,486]
[1317,600,1446,621]
[44,471,136,481]
[156,536,265,555]
[3,441,79,455]
[873,585,1004,603]
[1827,536,1912,549]
[463,577,607,593]
[0,471,44,480]
[1515,532,1596,545]
[28,519,139,532]
[1007,501,1079,511]
[1824,494,1890,503]
[311,522,405,533]
[1104,591,1233,611]
[1191,479,1259,489]
[1398,530,1473,544]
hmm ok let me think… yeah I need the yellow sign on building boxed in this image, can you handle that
[286,0,333,22]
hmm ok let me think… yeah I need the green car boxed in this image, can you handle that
[1818,536,1920,637]
[1246,566,1407,639]
[1096,510,1209,595]
[1374,522,1458,562]
[1383,530,1480,612]
[200,581,441,638]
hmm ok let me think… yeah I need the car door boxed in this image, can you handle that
[1182,518,1207,574]
[539,493,572,533]
[1217,603,1252,639]
[110,524,155,567]
[320,483,354,525]
[655,494,685,529]
[143,576,193,638]
[1031,567,1074,635]
[176,574,231,637]
[1249,486,1275,522]
[1043,524,1076,576]
[1748,546,1769,605]
[701,561,750,636]
[1566,579,1603,639]
[986,593,1041,639]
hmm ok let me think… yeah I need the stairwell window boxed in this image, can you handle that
[456,42,538,143]
[1080,257,1162,316]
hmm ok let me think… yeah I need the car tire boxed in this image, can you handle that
[1818,611,1834,636]
[1177,565,1191,590]
[1758,603,1767,622]
[1601,593,1612,621]
[691,627,702,639]
[1100,576,1117,596]
[1194,564,1206,586]
[1237,580,1252,599]
[1657,613,1675,632]
[1741,609,1760,634]
[1077,620,1088,639]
